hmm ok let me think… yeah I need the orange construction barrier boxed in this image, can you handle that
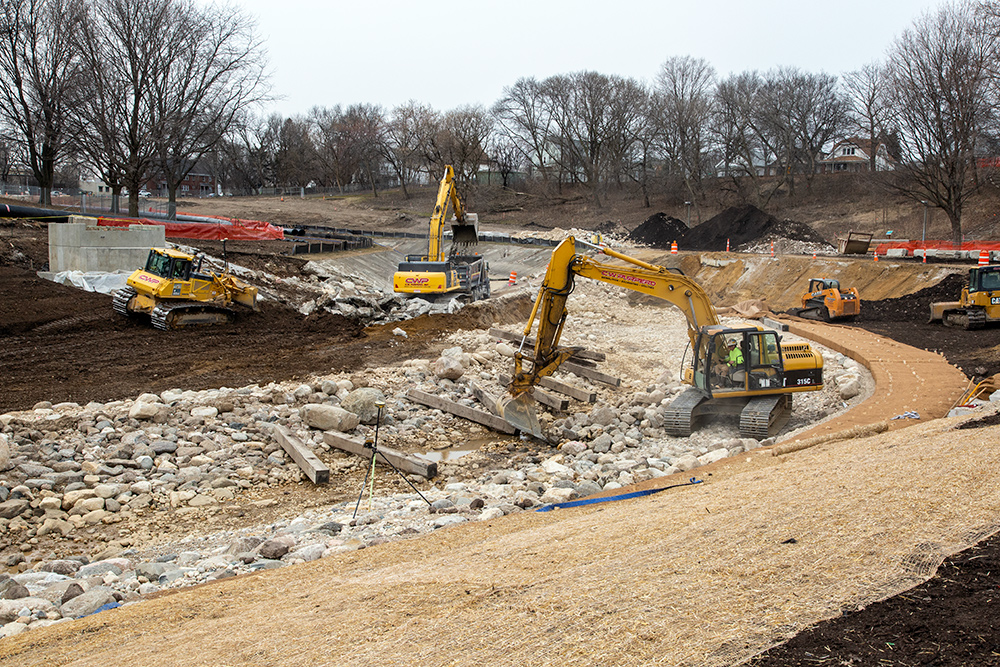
[670,241,678,254]
[979,249,990,266]
[508,271,517,286]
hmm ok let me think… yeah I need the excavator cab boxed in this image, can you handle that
[693,329,786,396]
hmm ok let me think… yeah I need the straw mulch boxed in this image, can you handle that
[4,407,999,667]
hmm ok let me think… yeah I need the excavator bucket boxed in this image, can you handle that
[497,394,544,440]
[451,213,479,247]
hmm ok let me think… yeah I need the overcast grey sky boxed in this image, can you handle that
[235,0,942,117]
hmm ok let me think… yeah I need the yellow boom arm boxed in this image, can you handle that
[426,165,466,262]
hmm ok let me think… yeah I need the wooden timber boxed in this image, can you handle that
[406,389,517,434]
[323,432,437,479]
[273,425,330,484]
[488,327,606,362]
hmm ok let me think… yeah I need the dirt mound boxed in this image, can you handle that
[682,205,831,251]
[859,272,967,323]
[626,212,688,248]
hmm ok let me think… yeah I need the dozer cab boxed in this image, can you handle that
[392,165,490,302]
[791,278,860,321]
[112,247,258,330]
[499,236,824,441]
[930,265,1000,329]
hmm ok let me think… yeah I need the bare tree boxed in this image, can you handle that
[381,100,432,198]
[884,2,999,245]
[713,71,784,206]
[487,133,524,189]
[274,115,316,188]
[843,61,895,171]
[436,105,492,187]
[492,77,556,184]
[0,0,84,205]
[149,0,269,218]
[74,0,172,216]
[787,69,849,190]
[218,112,280,194]
[652,56,716,214]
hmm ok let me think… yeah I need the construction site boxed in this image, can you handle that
[2,179,1000,666]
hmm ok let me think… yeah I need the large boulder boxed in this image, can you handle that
[0,434,9,472]
[340,388,388,425]
[300,404,360,432]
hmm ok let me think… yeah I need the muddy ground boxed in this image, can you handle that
[3,191,1000,665]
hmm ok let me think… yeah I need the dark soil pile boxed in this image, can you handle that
[748,532,1000,667]
[626,212,688,248]
[849,271,1000,380]
[859,272,967,323]
[681,205,830,251]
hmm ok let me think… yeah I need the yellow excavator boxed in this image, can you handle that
[929,265,1000,329]
[392,165,490,301]
[112,247,258,330]
[500,236,824,440]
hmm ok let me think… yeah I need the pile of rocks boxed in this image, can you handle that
[0,282,872,638]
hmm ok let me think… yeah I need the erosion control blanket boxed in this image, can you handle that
[97,216,284,241]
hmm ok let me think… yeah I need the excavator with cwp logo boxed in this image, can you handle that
[392,165,490,302]
[498,236,824,440]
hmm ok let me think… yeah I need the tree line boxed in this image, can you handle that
[1,0,999,242]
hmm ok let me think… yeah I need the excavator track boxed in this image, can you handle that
[112,287,138,316]
[663,387,710,437]
[150,302,235,330]
[739,394,792,439]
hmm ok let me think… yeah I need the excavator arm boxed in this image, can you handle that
[426,166,462,261]
[508,236,720,399]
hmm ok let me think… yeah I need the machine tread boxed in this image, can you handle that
[739,394,792,439]
[663,387,709,437]
[112,287,138,316]
[151,302,235,330]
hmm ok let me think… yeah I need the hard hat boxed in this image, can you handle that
[727,339,737,347]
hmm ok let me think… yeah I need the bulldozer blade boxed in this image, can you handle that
[497,394,544,440]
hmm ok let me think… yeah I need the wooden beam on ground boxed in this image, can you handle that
[498,374,570,411]
[488,327,606,362]
[406,389,517,434]
[539,376,597,403]
[273,425,330,484]
[560,361,622,387]
[323,432,437,479]
[470,383,503,416]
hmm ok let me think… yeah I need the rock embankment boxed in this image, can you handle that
[0,285,871,638]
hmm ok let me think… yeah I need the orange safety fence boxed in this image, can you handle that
[874,240,1000,255]
[97,216,284,241]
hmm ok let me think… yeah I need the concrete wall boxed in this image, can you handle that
[49,217,165,272]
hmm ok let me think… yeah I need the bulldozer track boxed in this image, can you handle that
[111,287,138,317]
[150,302,235,330]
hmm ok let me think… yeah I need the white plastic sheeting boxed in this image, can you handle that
[47,270,130,295]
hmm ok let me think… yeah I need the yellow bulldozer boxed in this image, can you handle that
[112,247,258,330]
[929,265,1000,329]
[499,236,824,440]
[790,278,861,321]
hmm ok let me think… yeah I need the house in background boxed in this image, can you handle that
[817,137,895,173]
